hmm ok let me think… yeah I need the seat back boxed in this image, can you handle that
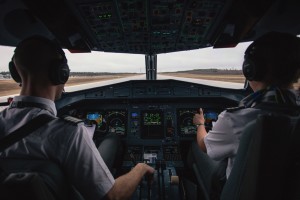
[186,142,226,200]
[221,113,300,200]
[0,159,70,200]
[1,172,56,200]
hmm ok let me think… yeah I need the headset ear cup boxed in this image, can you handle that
[242,57,256,81]
[49,61,70,85]
[8,60,22,83]
[48,44,70,85]
[60,65,70,84]
[56,64,70,85]
[243,56,267,81]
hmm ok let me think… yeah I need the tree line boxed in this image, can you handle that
[0,68,242,79]
[0,71,137,79]
[161,68,243,75]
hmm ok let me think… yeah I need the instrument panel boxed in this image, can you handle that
[65,102,227,168]
[59,79,247,169]
[67,104,223,139]
[59,79,247,140]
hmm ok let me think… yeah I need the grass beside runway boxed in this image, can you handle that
[0,74,298,97]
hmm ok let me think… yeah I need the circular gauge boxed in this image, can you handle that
[178,110,196,135]
[106,111,127,136]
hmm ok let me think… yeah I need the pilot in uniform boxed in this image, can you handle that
[0,36,117,199]
[0,95,116,199]
[193,31,300,185]
[204,87,298,178]
[1,35,155,199]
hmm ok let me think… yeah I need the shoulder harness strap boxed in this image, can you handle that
[0,114,56,152]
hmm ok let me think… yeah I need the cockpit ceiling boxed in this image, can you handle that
[77,0,226,54]
[3,0,298,54]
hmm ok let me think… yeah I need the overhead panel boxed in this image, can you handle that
[76,0,227,54]
[150,0,183,54]
[78,1,124,52]
[177,0,224,51]
[119,0,149,53]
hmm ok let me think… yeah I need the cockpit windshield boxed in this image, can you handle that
[0,41,253,103]
[1,41,299,105]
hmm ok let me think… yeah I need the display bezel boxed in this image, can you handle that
[140,110,164,139]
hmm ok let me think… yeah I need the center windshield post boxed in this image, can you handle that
[145,54,157,80]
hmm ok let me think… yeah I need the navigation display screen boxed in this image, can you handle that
[177,108,219,136]
[141,110,164,139]
[106,110,127,136]
[177,109,197,135]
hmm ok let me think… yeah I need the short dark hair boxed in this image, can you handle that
[245,31,300,86]
[13,35,65,74]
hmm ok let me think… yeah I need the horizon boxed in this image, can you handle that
[0,67,244,74]
[0,41,251,73]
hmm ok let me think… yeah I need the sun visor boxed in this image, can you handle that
[4,9,54,41]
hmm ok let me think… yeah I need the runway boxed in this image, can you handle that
[0,75,244,104]
[64,75,243,92]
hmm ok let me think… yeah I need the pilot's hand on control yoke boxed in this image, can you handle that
[193,108,205,126]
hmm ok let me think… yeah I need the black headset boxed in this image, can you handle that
[8,35,70,85]
[242,42,268,81]
[8,55,22,84]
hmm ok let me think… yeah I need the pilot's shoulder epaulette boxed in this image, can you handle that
[226,106,245,112]
[60,115,83,125]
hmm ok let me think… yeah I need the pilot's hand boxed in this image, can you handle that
[144,164,155,187]
[193,108,205,125]
[141,163,155,175]
[137,163,155,184]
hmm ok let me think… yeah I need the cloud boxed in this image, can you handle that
[158,42,250,72]
[0,45,15,72]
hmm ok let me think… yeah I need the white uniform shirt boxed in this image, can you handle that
[204,88,298,178]
[0,96,115,199]
[204,108,264,178]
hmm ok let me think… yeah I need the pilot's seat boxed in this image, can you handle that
[0,159,72,200]
[221,112,300,200]
[187,103,300,200]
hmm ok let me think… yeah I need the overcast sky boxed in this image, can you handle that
[0,42,251,73]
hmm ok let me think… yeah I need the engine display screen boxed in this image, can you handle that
[141,110,164,139]
[143,112,162,125]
